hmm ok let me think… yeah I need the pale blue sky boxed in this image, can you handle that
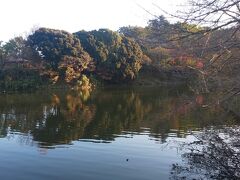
[0,0,184,41]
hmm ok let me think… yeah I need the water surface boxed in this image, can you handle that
[0,86,238,179]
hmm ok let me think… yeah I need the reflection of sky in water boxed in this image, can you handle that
[0,131,191,180]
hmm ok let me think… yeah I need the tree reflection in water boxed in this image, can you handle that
[170,127,240,180]
[0,86,239,149]
[33,90,96,147]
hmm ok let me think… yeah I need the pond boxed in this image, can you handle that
[0,86,239,180]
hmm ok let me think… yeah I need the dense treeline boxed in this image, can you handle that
[0,14,238,92]
[0,28,145,91]
[120,15,239,92]
[119,16,211,69]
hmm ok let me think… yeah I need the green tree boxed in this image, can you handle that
[75,29,144,82]
[3,37,26,58]
[28,28,92,70]
[0,41,4,68]
[2,36,40,62]
[27,28,93,84]
[119,26,150,48]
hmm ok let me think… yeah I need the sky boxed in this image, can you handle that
[0,0,185,42]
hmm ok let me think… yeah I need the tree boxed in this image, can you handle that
[74,29,144,82]
[27,28,93,83]
[179,0,240,29]
[119,26,150,48]
[170,127,240,179]
[3,37,26,58]
[175,0,240,94]
[0,41,4,68]
[2,36,40,63]
[28,28,92,69]
[148,15,171,44]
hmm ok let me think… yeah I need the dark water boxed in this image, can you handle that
[0,86,239,180]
